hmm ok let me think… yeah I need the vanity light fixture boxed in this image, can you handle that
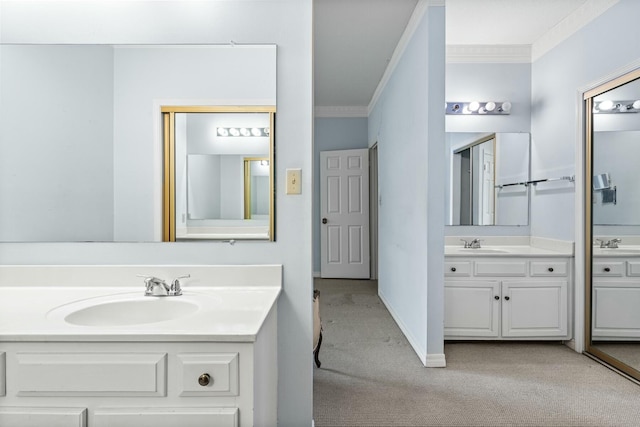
[593,100,640,114]
[445,101,511,115]
[217,127,270,137]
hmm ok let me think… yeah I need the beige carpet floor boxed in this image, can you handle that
[313,278,640,426]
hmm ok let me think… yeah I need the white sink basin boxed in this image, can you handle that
[48,293,200,327]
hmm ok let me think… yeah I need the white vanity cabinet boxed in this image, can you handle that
[592,258,640,340]
[444,257,572,340]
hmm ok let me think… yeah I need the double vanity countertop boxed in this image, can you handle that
[0,265,282,343]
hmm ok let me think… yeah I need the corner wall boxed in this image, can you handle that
[368,2,445,366]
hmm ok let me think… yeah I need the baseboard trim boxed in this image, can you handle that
[425,353,447,368]
[378,289,428,366]
[313,271,321,278]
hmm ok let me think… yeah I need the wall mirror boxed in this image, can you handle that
[0,44,277,242]
[162,107,275,241]
[446,132,530,226]
[585,67,640,382]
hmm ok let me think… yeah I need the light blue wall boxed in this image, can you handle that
[313,117,368,274]
[0,1,314,425]
[531,0,640,240]
[368,4,445,364]
[445,62,532,237]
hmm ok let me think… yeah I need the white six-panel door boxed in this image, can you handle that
[320,149,370,278]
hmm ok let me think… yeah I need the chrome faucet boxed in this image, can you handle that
[170,274,190,296]
[460,238,482,249]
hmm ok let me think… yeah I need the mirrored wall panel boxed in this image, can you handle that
[0,44,277,242]
[446,132,530,226]
[586,68,640,382]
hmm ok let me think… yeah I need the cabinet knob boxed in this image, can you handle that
[198,373,212,387]
[504,296,510,301]
[494,295,500,300]
[451,267,457,272]
[604,267,611,273]
[548,267,554,272]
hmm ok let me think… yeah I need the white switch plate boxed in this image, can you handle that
[286,168,302,194]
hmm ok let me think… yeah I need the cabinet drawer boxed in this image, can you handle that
[14,352,166,397]
[593,261,625,277]
[177,353,239,396]
[94,407,238,427]
[627,261,640,276]
[0,407,87,427]
[530,261,568,277]
[474,261,527,277]
[445,261,472,277]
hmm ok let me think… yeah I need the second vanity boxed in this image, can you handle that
[0,265,281,427]
[444,237,574,341]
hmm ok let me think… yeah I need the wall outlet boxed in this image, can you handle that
[286,168,302,195]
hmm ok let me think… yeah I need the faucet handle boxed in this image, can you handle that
[171,274,190,296]
[460,239,470,248]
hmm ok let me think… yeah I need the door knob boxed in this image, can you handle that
[198,373,211,386]
[322,218,328,224]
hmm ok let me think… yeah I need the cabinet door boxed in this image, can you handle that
[501,281,568,338]
[445,281,500,338]
[592,281,640,339]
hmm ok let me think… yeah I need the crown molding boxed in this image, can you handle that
[314,106,368,118]
[446,44,531,64]
[532,0,619,61]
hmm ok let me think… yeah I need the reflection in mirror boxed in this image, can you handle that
[586,68,640,382]
[163,107,275,241]
[446,133,530,226]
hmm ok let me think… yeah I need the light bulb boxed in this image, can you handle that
[217,127,228,137]
[240,128,251,136]
[633,100,640,110]
[251,127,262,136]
[500,101,512,113]
[468,101,480,112]
[598,100,615,111]
[485,101,496,112]
[229,128,240,137]
[263,127,270,135]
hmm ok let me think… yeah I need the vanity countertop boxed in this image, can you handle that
[445,245,573,257]
[0,285,280,343]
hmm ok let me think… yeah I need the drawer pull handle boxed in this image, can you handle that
[604,267,611,273]
[548,267,554,272]
[198,373,212,387]
[451,267,457,272]
[494,295,500,300]
[504,296,510,301]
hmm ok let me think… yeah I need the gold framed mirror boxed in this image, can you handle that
[162,106,275,241]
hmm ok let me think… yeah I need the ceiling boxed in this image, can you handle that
[313,0,613,112]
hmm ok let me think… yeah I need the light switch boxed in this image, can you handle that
[286,168,302,195]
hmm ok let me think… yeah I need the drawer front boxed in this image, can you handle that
[94,408,238,427]
[15,352,166,397]
[530,261,569,277]
[627,261,640,276]
[445,261,472,277]
[593,261,625,277]
[0,407,87,427]
[474,261,527,277]
[178,353,239,396]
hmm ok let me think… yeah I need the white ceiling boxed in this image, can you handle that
[313,0,615,112]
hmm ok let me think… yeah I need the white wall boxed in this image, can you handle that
[0,45,114,241]
[0,1,313,425]
[368,3,445,366]
[531,0,640,241]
